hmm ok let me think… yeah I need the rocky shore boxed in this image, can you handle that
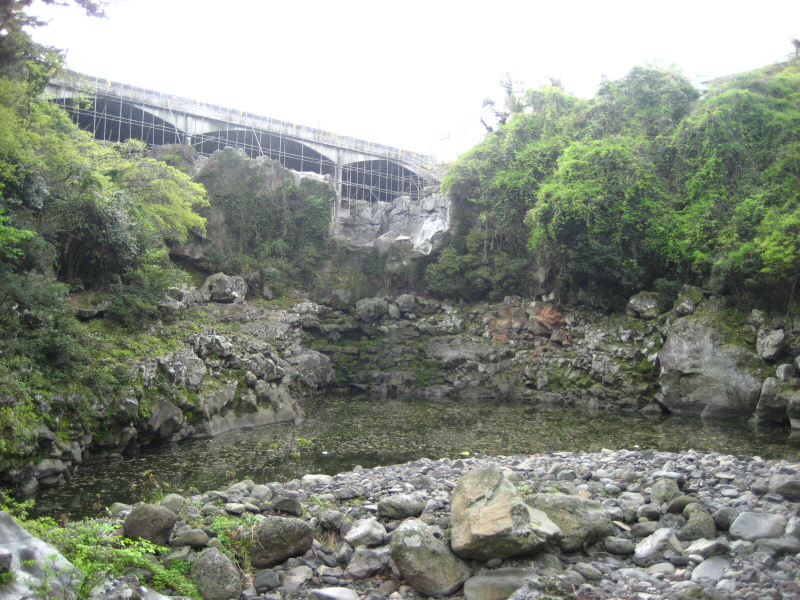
[3,448,800,600]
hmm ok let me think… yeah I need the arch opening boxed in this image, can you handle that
[51,96,183,146]
[193,129,336,176]
[342,159,427,203]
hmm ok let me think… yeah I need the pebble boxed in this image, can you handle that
[82,449,800,600]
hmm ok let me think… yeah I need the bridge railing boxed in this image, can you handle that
[48,71,440,175]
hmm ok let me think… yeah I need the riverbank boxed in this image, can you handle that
[8,281,800,504]
[4,448,800,600]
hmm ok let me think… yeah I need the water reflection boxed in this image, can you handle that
[35,396,800,518]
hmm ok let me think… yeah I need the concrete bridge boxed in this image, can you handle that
[44,71,441,207]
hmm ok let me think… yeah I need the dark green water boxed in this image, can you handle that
[35,395,800,518]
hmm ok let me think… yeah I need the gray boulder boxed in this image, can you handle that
[633,528,683,567]
[354,297,389,322]
[754,377,792,425]
[144,399,186,441]
[673,286,703,317]
[679,504,717,542]
[123,504,178,547]
[170,528,209,548]
[463,568,537,600]
[450,464,561,560]
[395,294,415,314]
[658,315,763,418]
[729,512,787,541]
[627,292,672,319]
[776,363,795,381]
[651,478,682,505]
[286,349,333,388]
[389,519,471,598]
[683,537,730,559]
[280,565,313,595]
[159,493,185,515]
[768,474,800,501]
[158,348,206,389]
[789,389,800,429]
[343,518,386,547]
[377,494,426,519]
[343,547,383,579]
[0,511,81,600]
[690,556,729,583]
[190,548,240,600]
[252,569,280,593]
[198,273,247,304]
[524,494,614,551]
[248,516,314,568]
[757,327,785,361]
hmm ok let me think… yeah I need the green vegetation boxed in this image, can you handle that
[0,492,198,598]
[429,54,800,309]
[195,147,338,293]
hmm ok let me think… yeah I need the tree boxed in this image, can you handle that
[528,136,671,294]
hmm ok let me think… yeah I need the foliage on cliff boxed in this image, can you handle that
[430,55,800,307]
[0,10,211,460]
[194,147,337,290]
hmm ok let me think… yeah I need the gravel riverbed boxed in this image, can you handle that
[8,447,800,600]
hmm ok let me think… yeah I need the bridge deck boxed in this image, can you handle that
[45,71,441,203]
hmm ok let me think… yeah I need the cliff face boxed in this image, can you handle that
[332,190,450,255]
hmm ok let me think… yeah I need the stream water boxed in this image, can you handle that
[35,395,800,518]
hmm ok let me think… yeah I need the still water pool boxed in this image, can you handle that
[35,395,800,518]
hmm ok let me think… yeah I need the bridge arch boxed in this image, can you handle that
[342,159,428,203]
[192,129,336,176]
[51,96,183,146]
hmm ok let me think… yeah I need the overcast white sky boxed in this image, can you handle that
[29,0,800,161]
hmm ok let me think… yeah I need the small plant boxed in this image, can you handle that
[517,483,534,496]
[297,437,315,449]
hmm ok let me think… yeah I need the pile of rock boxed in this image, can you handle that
[4,448,800,600]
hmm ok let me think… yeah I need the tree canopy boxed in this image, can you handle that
[428,56,800,307]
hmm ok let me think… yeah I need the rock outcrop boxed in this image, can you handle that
[658,314,764,418]
[333,192,449,255]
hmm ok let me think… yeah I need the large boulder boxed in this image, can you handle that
[189,548,240,600]
[524,493,615,551]
[123,504,178,547]
[354,297,389,322]
[248,516,314,568]
[657,315,763,418]
[285,348,333,388]
[756,328,785,361]
[144,399,186,441]
[198,273,247,304]
[627,292,672,319]
[450,464,561,560]
[158,348,207,389]
[768,474,800,501]
[389,518,471,598]
[0,511,81,600]
[753,377,792,425]
[788,390,800,430]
